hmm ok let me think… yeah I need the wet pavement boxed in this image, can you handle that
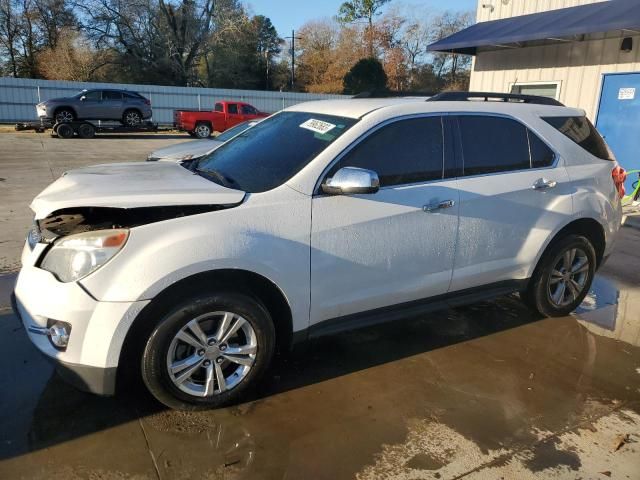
[1,227,639,479]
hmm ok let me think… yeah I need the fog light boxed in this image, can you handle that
[47,321,71,349]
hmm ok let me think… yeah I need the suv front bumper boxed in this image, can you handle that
[14,245,149,395]
[11,292,118,395]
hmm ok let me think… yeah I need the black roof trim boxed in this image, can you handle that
[427,91,564,107]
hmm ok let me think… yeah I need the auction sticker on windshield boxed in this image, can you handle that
[300,119,336,135]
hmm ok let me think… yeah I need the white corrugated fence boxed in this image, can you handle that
[0,77,347,124]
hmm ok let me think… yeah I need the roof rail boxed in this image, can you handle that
[427,91,565,107]
[351,90,437,99]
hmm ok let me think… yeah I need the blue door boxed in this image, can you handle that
[596,72,640,193]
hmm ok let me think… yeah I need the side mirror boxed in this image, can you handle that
[322,167,380,195]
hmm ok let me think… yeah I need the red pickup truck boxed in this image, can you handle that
[174,100,268,138]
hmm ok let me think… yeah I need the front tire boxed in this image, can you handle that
[55,123,74,139]
[523,234,596,317]
[141,292,275,410]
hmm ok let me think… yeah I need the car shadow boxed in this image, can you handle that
[80,133,190,140]
[0,292,544,461]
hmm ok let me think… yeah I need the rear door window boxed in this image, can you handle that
[227,104,239,115]
[457,116,530,176]
[328,116,444,187]
[542,116,613,160]
[214,103,223,112]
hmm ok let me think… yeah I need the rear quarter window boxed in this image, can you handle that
[542,116,614,161]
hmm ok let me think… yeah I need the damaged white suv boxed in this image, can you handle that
[13,94,624,410]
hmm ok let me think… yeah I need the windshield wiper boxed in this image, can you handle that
[194,168,237,189]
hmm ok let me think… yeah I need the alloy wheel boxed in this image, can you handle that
[56,110,74,123]
[195,124,210,137]
[547,247,590,308]
[166,311,257,397]
[125,111,141,126]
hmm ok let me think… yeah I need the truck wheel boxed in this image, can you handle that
[194,123,211,138]
[141,291,276,410]
[123,109,142,127]
[55,123,74,139]
[54,108,75,123]
[77,123,95,139]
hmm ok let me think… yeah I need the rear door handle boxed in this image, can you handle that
[532,178,557,190]
[423,200,455,212]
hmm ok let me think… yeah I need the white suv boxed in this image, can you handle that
[13,94,624,410]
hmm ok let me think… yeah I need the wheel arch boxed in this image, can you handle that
[123,107,142,116]
[117,268,294,382]
[535,217,606,273]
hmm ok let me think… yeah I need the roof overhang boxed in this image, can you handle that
[428,0,640,55]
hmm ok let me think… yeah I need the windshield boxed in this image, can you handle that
[214,120,258,143]
[194,111,357,192]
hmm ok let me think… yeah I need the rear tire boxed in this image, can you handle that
[122,109,142,127]
[77,122,95,139]
[194,123,211,138]
[522,234,596,317]
[141,291,275,410]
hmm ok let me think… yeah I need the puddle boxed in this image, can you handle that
[574,276,640,347]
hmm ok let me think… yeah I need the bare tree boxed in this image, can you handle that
[0,0,20,75]
[402,17,430,87]
[34,0,76,47]
[38,27,111,80]
[430,10,473,86]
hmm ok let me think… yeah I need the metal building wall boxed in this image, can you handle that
[0,77,348,124]
[469,0,638,120]
[475,0,608,22]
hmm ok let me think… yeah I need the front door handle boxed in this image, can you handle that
[423,200,455,212]
[532,178,557,190]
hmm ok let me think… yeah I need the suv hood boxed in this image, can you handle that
[42,97,71,104]
[31,162,246,219]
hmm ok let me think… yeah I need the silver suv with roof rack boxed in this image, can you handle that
[14,93,625,410]
[36,88,152,126]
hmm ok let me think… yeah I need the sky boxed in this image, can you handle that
[244,0,477,37]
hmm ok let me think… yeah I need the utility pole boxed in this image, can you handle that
[285,30,302,90]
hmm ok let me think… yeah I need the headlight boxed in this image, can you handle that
[27,221,42,250]
[40,229,129,282]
